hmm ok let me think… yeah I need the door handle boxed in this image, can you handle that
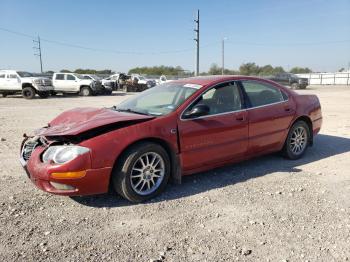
[236,116,245,121]
[284,108,292,112]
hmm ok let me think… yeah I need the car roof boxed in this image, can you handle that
[0,70,17,73]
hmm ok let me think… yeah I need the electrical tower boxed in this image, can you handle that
[194,10,199,76]
[33,36,43,73]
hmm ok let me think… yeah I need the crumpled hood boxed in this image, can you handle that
[35,107,154,136]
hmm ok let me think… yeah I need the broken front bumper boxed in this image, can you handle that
[19,138,111,196]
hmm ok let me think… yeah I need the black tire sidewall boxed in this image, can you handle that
[22,87,35,99]
[113,143,171,203]
[284,121,310,159]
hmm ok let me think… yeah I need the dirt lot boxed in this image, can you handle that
[0,86,349,262]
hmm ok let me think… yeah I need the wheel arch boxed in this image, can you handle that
[110,137,181,191]
[80,85,91,90]
[22,83,35,90]
[291,115,313,145]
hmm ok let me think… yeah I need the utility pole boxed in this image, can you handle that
[221,37,228,75]
[33,36,43,73]
[194,9,199,76]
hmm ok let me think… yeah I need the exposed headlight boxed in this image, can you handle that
[42,146,90,164]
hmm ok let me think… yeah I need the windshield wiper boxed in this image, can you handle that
[112,107,150,116]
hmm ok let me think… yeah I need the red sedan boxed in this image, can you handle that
[20,76,322,203]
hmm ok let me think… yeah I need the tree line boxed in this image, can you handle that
[127,63,313,76]
[45,63,314,76]
[57,69,115,75]
[205,63,312,76]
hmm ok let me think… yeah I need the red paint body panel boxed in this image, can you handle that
[35,107,154,136]
[178,111,248,171]
[21,76,322,196]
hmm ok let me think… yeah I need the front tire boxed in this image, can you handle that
[112,142,171,203]
[22,87,36,99]
[2,93,8,98]
[80,86,92,96]
[283,121,310,160]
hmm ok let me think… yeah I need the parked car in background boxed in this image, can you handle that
[52,73,103,96]
[101,77,116,91]
[0,70,53,99]
[131,74,156,88]
[156,75,173,85]
[20,76,322,203]
[267,73,309,89]
[82,74,112,95]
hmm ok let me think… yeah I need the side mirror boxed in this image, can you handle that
[183,104,210,119]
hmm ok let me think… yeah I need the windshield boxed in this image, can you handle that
[74,74,85,79]
[114,82,200,116]
[17,71,33,77]
[90,75,100,80]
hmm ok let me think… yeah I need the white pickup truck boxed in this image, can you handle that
[52,73,104,96]
[0,70,53,99]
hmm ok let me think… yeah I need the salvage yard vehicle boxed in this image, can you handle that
[82,74,112,95]
[52,73,104,96]
[0,70,53,99]
[131,74,157,88]
[20,76,322,203]
[267,72,309,89]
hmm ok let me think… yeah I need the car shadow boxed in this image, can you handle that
[70,134,350,208]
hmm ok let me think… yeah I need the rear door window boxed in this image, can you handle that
[241,81,284,107]
[55,74,65,80]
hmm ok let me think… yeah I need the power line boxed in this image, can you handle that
[0,26,197,55]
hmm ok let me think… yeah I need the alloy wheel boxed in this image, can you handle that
[130,152,165,196]
[290,126,307,155]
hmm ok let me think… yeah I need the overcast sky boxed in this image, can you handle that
[1,0,349,73]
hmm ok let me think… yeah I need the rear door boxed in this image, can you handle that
[240,80,294,154]
[65,74,78,91]
[177,81,248,171]
[53,73,66,91]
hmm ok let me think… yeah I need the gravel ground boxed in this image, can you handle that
[0,87,349,262]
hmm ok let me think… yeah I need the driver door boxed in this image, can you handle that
[177,81,248,171]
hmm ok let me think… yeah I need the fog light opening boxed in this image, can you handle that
[50,182,76,191]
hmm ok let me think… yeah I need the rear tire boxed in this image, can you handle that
[80,86,92,96]
[112,142,171,203]
[2,93,8,98]
[22,87,36,99]
[38,91,50,98]
[282,121,310,160]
